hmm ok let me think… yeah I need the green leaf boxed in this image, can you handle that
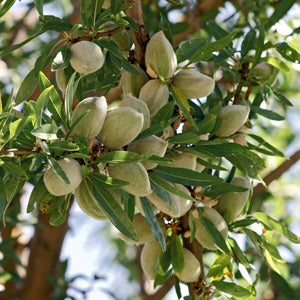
[149,173,195,201]
[123,193,135,221]
[39,72,66,126]
[140,197,166,251]
[0,30,45,58]
[51,47,71,71]
[189,30,239,62]
[49,196,70,226]
[251,107,284,121]
[212,281,252,298]
[188,212,196,242]
[27,176,52,213]
[266,0,296,29]
[97,151,144,163]
[41,15,73,32]
[92,181,137,240]
[241,29,256,57]
[154,166,223,186]
[31,124,58,140]
[171,85,197,129]
[15,70,38,105]
[65,72,80,123]
[196,157,227,171]
[0,0,16,18]
[203,183,248,198]
[150,178,172,205]
[228,237,250,268]
[197,114,217,135]
[200,216,230,254]
[34,0,43,16]
[35,86,53,127]
[273,92,293,107]
[262,239,285,263]
[176,38,206,63]
[0,179,6,221]
[253,20,265,66]
[168,132,200,144]
[48,141,79,152]
[170,235,184,273]
[90,172,129,187]
[3,161,28,179]
[207,254,231,277]
[151,102,175,125]
[275,42,300,63]
[253,212,300,243]
[47,157,70,185]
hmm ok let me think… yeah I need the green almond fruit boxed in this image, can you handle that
[141,240,163,280]
[70,41,105,75]
[173,69,215,99]
[139,80,169,118]
[215,105,250,137]
[120,94,150,130]
[55,69,67,93]
[98,107,144,149]
[167,152,197,171]
[71,96,107,139]
[215,176,251,223]
[43,158,82,196]
[252,62,274,81]
[175,248,201,283]
[108,162,152,196]
[147,183,192,218]
[128,135,168,170]
[120,66,149,97]
[145,31,177,80]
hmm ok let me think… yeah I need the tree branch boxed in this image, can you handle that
[19,200,73,300]
[252,149,300,198]
[125,0,149,65]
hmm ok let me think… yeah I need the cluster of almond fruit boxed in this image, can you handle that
[43,31,258,283]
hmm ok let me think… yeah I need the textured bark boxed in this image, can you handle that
[19,207,71,300]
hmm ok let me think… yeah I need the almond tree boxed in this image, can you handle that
[1,0,300,299]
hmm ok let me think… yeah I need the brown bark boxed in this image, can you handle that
[19,205,71,300]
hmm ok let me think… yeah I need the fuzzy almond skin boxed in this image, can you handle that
[141,240,162,280]
[98,107,144,149]
[194,207,228,250]
[139,80,169,118]
[44,158,82,196]
[71,96,107,139]
[108,162,152,196]
[55,69,67,93]
[128,135,168,170]
[175,248,201,283]
[118,213,154,244]
[167,152,197,171]
[215,105,250,137]
[173,69,215,99]
[148,183,192,218]
[70,41,104,75]
[120,66,149,97]
[252,62,274,81]
[75,180,107,220]
[145,31,177,79]
[120,94,150,130]
[215,177,251,223]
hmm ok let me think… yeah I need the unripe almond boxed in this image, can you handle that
[75,180,107,220]
[167,152,197,171]
[98,107,144,149]
[252,62,274,81]
[120,66,149,97]
[71,96,107,139]
[108,162,152,196]
[145,31,177,79]
[135,197,159,216]
[55,69,67,93]
[147,184,192,218]
[120,94,150,130]
[139,80,169,118]
[70,41,104,75]
[44,158,82,196]
[160,125,174,140]
[175,248,201,282]
[128,135,168,170]
[215,177,251,223]
[173,69,215,99]
[215,105,250,137]
[194,207,228,250]
[111,30,131,52]
[118,213,154,244]
[141,240,162,280]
